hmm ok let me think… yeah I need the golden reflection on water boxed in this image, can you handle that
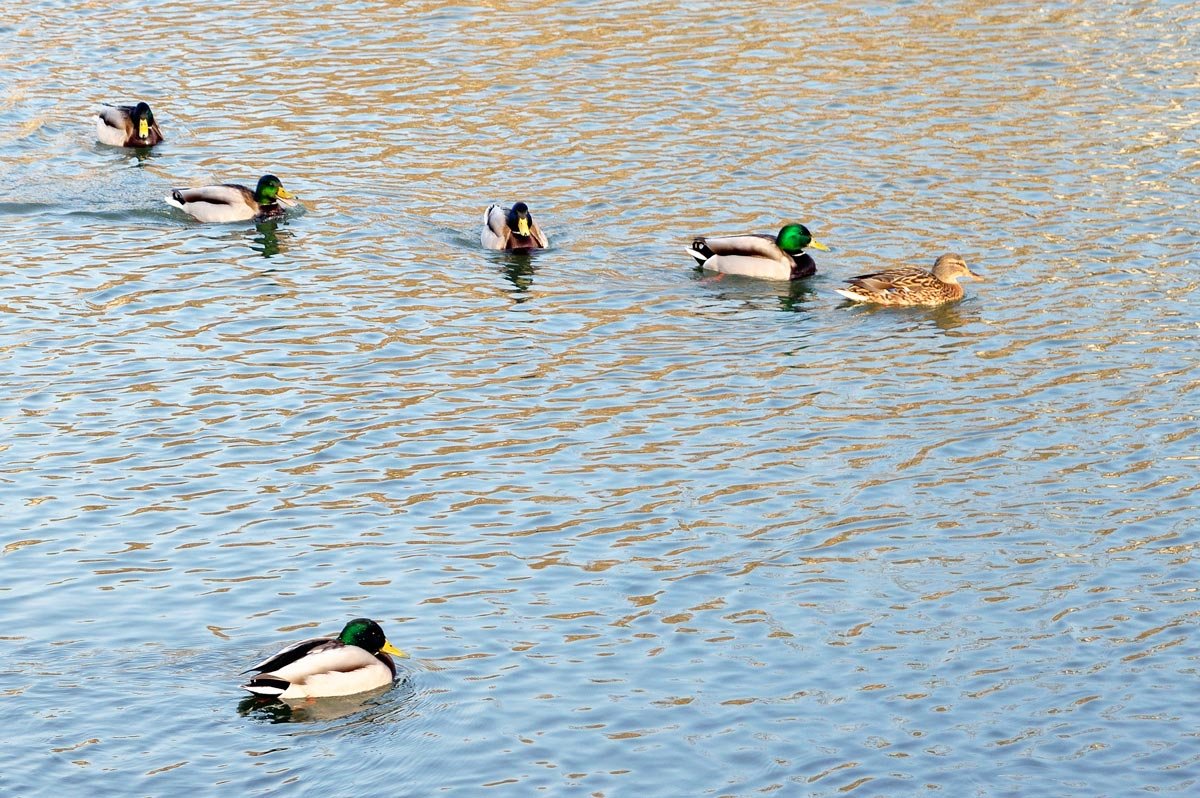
[0,0,1197,795]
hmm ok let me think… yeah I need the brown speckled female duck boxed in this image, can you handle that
[836,254,984,306]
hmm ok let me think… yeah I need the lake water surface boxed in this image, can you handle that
[2,1,1198,796]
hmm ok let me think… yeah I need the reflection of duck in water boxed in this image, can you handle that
[500,253,537,295]
[95,102,164,148]
[166,174,298,223]
[836,254,984,306]
[687,223,828,281]
[482,202,548,250]
[242,618,407,699]
[251,219,284,258]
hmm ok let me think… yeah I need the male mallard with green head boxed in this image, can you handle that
[482,202,548,250]
[165,174,298,223]
[242,618,408,699]
[835,253,984,306]
[687,223,829,280]
[95,101,164,148]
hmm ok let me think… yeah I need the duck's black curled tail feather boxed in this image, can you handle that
[171,189,186,204]
[242,674,291,697]
[687,238,715,265]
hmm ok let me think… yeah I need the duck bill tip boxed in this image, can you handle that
[382,641,409,658]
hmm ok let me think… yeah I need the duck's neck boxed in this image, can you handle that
[789,252,816,280]
[256,202,283,220]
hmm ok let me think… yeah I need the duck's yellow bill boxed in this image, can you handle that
[138,120,149,138]
[277,187,294,200]
[517,218,531,236]
[809,239,830,251]
[382,640,409,658]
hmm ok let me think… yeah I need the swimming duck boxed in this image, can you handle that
[482,202,548,250]
[165,174,297,223]
[242,618,408,699]
[95,102,164,148]
[835,254,984,306]
[687,223,829,280]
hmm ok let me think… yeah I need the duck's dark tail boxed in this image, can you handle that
[242,674,290,697]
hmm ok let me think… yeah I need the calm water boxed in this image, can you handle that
[2,1,1198,795]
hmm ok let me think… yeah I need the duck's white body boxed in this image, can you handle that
[165,178,296,223]
[243,636,399,699]
[243,619,408,700]
[687,234,805,280]
[687,225,826,281]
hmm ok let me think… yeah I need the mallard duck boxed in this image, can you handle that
[242,618,408,699]
[482,202,548,250]
[165,174,297,223]
[835,253,984,306]
[687,223,829,281]
[95,102,164,148]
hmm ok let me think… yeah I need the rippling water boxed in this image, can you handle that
[2,1,1198,795]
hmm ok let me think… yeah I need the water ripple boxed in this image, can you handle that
[1,0,1199,796]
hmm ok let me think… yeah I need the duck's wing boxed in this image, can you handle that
[845,267,926,294]
[170,184,255,207]
[164,184,261,223]
[838,267,943,303]
[269,643,386,682]
[691,233,784,261]
[244,635,337,674]
[481,204,510,249]
[97,106,134,132]
[527,218,548,249]
[95,106,135,145]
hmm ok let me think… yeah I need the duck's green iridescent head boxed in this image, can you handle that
[339,618,408,658]
[507,202,533,237]
[776,223,829,254]
[254,174,293,205]
[134,101,155,140]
